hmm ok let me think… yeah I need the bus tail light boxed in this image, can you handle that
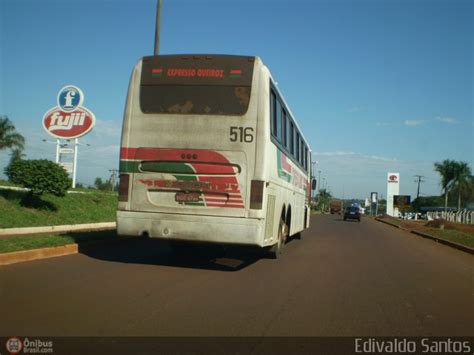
[118,174,130,202]
[250,180,264,210]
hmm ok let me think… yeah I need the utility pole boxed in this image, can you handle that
[414,175,425,199]
[154,0,162,55]
[109,169,119,192]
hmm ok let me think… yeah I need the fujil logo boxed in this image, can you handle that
[47,111,86,131]
[58,85,83,112]
[42,106,95,139]
[43,85,95,139]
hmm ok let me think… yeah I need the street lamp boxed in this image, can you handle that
[42,139,60,163]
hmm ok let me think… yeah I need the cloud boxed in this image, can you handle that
[436,117,457,124]
[314,151,356,156]
[347,106,362,113]
[404,120,425,126]
[376,122,390,127]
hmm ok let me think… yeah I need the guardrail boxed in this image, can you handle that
[426,210,474,225]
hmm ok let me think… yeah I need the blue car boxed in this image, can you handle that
[344,206,361,222]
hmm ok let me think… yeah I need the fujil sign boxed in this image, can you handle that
[42,85,95,138]
[42,85,95,189]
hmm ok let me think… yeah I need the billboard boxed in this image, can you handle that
[386,173,400,217]
[42,85,95,139]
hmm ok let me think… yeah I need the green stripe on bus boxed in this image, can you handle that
[277,151,292,182]
[141,162,195,174]
[120,160,140,173]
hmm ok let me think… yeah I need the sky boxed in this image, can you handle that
[0,0,472,199]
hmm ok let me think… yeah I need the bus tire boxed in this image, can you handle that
[268,217,287,259]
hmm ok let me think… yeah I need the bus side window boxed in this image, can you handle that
[305,146,308,171]
[289,121,294,155]
[295,132,300,162]
[282,109,287,148]
[270,91,277,137]
[276,100,282,143]
[302,140,305,167]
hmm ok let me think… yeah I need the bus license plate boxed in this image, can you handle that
[175,192,200,203]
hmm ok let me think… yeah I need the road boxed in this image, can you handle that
[1,215,473,338]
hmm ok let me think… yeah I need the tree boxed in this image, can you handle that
[94,176,113,191]
[4,148,26,183]
[451,161,472,210]
[6,159,71,197]
[315,188,332,212]
[434,159,456,214]
[0,116,25,152]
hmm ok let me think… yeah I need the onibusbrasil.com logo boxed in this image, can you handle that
[5,337,53,354]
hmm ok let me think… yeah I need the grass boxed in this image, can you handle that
[0,189,117,228]
[0,179,20,187]
[427,229,474,248]
[0,230,116,254]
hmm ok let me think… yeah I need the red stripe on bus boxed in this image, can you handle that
[120,148,230,164]
[281,153,292,173]
[206,203,244,208]
[205,198,244,203]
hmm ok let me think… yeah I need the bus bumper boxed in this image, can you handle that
[117,211,265,247]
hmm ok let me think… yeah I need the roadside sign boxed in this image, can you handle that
[59,148,74,154]
[43,106,95,139]
[60,162,73,173]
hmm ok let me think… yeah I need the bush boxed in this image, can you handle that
[5,159,71,196]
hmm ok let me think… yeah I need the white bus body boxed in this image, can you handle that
[117,55,312,253]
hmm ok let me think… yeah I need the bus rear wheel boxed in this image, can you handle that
[268,217,288,259]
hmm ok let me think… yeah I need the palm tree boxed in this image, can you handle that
[0,116,25,152]
[434,159,456,214]
[451,161,472,210]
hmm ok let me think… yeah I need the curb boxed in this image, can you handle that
[0,222,116,238]
[374,217,402,229]
[0,244,78,266]
[0,235,140,266]
[411,230,474,255]
[375,218,474,255]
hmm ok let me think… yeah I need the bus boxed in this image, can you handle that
[117,54,313,258]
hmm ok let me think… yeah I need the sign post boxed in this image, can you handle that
[386,173,400,217]
[42,85,95,188]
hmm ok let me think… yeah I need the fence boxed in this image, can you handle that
[426,210,474,225]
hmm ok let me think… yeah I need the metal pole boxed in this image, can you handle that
[55,139,60,163]
[154,0,162,55]
[72,138,78,189]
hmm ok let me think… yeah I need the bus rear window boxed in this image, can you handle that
[140,55,255,116]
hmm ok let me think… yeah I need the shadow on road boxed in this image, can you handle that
[78,237,263,272]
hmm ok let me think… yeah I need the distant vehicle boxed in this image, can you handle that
[117,54,312,258]
[344,206,361,222]
[329,199,343,214]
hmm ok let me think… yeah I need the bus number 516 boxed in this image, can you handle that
[230,126,254,143]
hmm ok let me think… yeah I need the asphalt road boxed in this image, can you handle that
[1,215,473,337]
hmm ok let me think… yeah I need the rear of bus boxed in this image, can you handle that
[117,54,267,247]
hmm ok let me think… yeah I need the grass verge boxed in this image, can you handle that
[427,229,474,249]
[378,216,474,250]
[0,230,116,254]
[0,189,117,228]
